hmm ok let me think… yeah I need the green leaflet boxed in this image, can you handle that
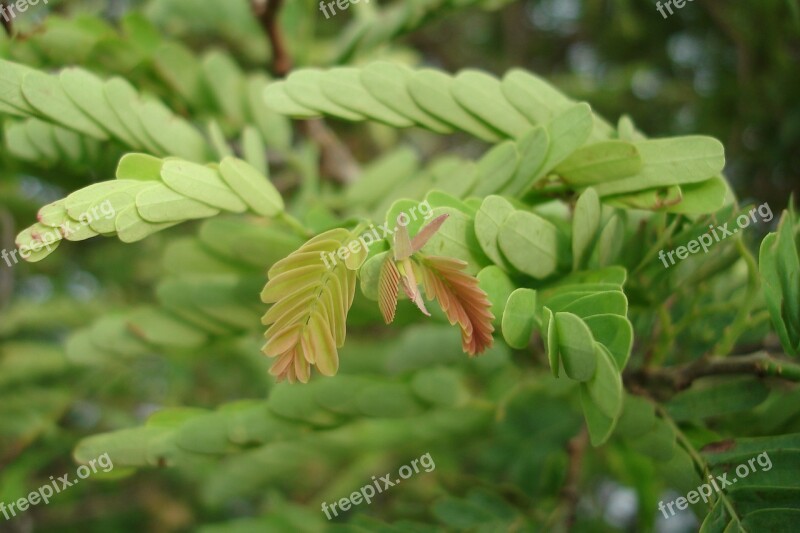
[580,385,617,447]
[127,307,208,349]
[500,288,537,349]
[593,137,726,196]
[241,126,267,175]
[476,266,515,327]
[135,182,221,223]
[556,140,642,186]
[321,67,413,127]
[284,68,363,120]
[247,75,292,151]
[202,50,247,127]
[60,68,141,148]
[537,103,594,178]
[554,312,596,381]
[451,70,532,138]
[207,120,234,160]
[471,141,520,196]
[497,210,558,279]
[572,187,601,270]
[104,77,166,154]
[360,61,454,133]
[21,70,109,139]
[161,160,247,213]
[584,344,623,420]
[134,100,210,162]
[4,121,41,161]
[262,81,320,118]
[409,69,502,142]
[501,68,575,126]
[153,42,203,104]
[0,59,38,115]
[500,126,549,195]
[759,207,800,354]
[116,153,163,181]
[475,196,516,271]
[219,157,284,217]
[116,205,179,243]
[14,224,62,263]
[582,314,632,369]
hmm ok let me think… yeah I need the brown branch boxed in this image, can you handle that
[300,120,360,184]
[625,351,800,397]
[556,426,588,530]
[0,1,12,37]
[251,0,291,77]
[251,0,359,185]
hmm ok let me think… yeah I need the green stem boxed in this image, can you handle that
[656,405,742,527]
[278,212,314,238]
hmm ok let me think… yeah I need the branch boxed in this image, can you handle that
[250,0,359,185]
[625,351,800,394]
[0,1,11,36]
[299,120,359,184]
[251,0,291,77]
[558,426,588,529]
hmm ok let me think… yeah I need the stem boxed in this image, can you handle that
[251,0,291,77]
[278,212,313,238]
[657,405,742,527]
[626,351,800,394]
[558,426,589,529]
[0,2,12,36]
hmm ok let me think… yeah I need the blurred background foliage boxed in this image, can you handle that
[0,0,798,532]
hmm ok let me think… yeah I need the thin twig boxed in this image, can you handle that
[0,1,11,37]
[299,120,360,184]
[251,0,291,77]
[559,426,588,529]
[625,351,800,396]
[251,0,359,185]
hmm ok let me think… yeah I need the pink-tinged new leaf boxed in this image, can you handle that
[393,215,414,260]
[261,227,356,383]
[411,214,449,253]
[400,257,430,316]
[420,255,495,356]
[378,257,401,323]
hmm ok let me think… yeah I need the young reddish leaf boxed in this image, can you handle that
[399,257,430,316]
[420,255,495,355]
[411,213,449,253]
[378,257,401,323]
[393,216,414,260]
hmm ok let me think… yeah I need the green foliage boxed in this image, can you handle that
[0,1,798,531]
